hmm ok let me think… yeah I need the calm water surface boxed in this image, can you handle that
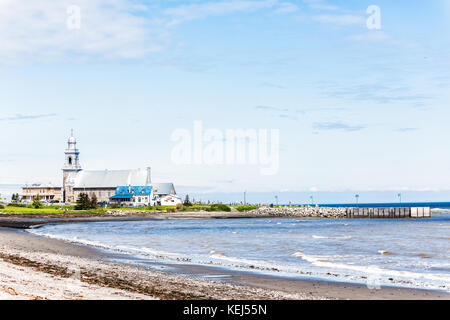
[28,213,450,291]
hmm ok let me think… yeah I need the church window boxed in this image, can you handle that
[68,157,72,165]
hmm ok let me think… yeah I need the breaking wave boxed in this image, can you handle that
[27,215,450,292]
[312,235,352,240]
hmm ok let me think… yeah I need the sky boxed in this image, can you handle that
[0,0,449,203]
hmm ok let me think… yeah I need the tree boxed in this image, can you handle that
[90,193,98,209]
[32,194,43,209]
[11,193,20,203]
[183,194,192,206]
[75,193,91,210]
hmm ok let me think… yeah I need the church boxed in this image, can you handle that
[62,131,177,204]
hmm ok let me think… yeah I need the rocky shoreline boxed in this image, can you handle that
[0,208,349,230]
[104,207,349,218]
[0,229,322,300]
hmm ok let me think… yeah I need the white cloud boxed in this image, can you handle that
[0,0,168,64]
[312,14,365,26]
[275,2,299,14]
[0,0,299,64]
[165,0,279,26]
[349,31,391,42]
[302,1,368,29]
[302,0,339,11]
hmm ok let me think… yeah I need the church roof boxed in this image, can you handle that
[67,168,151,188]
[152,183,176,195]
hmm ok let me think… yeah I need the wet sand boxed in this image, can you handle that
[0,215,449,300]
[158,262,449,300]
[0,228,318,300]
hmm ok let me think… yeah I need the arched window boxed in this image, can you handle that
[68,157,72,165]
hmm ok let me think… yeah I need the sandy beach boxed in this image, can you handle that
[0,227,317,300]
[0,214,449,300]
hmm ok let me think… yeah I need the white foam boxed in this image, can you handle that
[29,230,182,260]
[27,223,450,292]
[135,246,182,258]
[30,231,112,250]
[312,235,352,240]
[210,254,265,266]
[292,251,450,285]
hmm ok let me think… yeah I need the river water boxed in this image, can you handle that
[28,213,450,291]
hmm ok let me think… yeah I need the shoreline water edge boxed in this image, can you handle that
[0,210,449,300]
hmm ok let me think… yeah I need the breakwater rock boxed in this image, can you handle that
[248,206,347,218]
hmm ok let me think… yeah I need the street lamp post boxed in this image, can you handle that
[355,194,359,207]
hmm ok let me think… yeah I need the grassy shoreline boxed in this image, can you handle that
[0,203,260,215]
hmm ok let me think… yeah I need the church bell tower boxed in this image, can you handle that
[62,129,82,202]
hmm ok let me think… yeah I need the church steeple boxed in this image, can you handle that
[63,129,81,171]
[62,130,81,203]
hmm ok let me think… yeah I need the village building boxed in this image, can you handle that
[63,167,152,203]
[159,194,183,206]
[109,185,182,207]
[61,131,178,204]
[19,131,179,205]
[21,184,62,203]
[109,186,153,207]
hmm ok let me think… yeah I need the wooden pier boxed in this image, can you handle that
[346,207,431,219]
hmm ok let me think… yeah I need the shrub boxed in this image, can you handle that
[183,195,193,207]
[207,204,231,212]
[176,203,183,210]
[75,193,91,210]
[11,193,20,203]
[32,195,43,209]
[91,194,98,209]
[7,203,27,207]
[166,207,177,213]
[192,206,210,211]
[0,204,4,209]
[235,205,259,212]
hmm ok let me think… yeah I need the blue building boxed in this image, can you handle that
[110,186,153,207]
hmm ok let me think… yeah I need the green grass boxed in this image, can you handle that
[0,203,253,215]
[234,205,259,212]
[107,206,156,211]
[110,204,234,213]
[0,205,106,214]
[0,205,175,214]
[110,206,169,212]
[206,204,231,212]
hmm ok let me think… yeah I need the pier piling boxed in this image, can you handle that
[344,206,430,219]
